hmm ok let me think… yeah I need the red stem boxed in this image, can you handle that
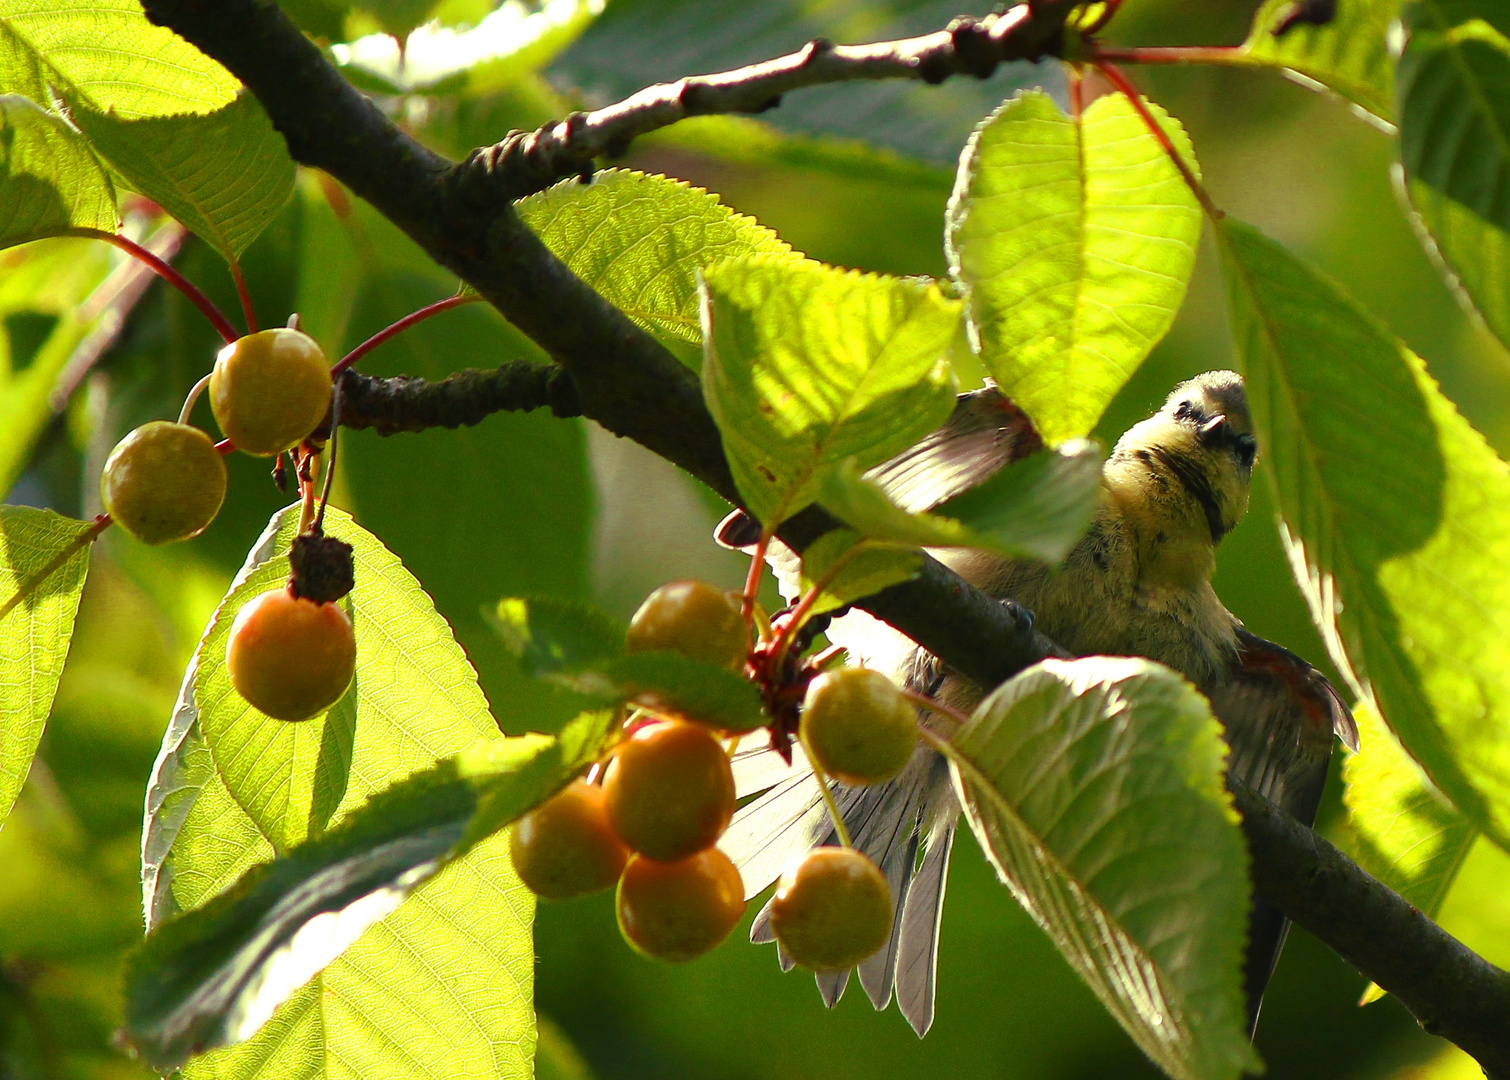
[60,228,239,344]
[1089,45,1249,66]
[1094,61,1224,220]
[229,259,257,334]
[741,530,771,626]
[330,293,482,376]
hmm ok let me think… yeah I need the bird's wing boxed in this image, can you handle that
[714,383,1043,552]
[1206,626,1359,1033]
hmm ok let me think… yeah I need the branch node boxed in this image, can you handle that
[949,17,1000,79]
[801,37,834,65]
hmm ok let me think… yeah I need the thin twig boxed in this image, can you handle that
[331,293,483,376]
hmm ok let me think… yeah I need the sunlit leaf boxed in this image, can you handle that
[518,169,795,362]
[1344,701,1476,1002]
[700,254,959,528]
[818,441,1102,564]
[1220,217,1510,849]
[0,96,116,251]
[0,507,94,828]
[949,657,1258,1080]
[139,505,536,1076]
[125,707,615,1073]
[1396,4,1510,353]
[796,528,923,616]
[0,0,293,260]
[1243,0,1400,123]
[946,90,1201,446]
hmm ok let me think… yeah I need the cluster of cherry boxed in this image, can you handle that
[511,581,921,969]
[100,328,355,723]
[100,314,926,971]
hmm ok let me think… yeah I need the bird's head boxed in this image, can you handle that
[1105,370,1257,548]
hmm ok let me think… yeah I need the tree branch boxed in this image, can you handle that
[336,363,581,435]
[138,0,1510,1070]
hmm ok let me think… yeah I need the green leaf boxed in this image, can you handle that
[1344,701,1475,925]
[334,0,604,94]
[796,528,923,616]
[0,507,94,829]
[818,441,1102,564]
[69,91,295,261]
[1220,217,1510,848]
[490,595,626,679]
[1397,5,1510,352]
[599,651,766,734]
[949,657,1258,1080]
[518,169,795,362]
[945,90,1201,446]
[700,254,960,528]
[1243,0,1400,123]
[0,96,116,250]
[0,0,238,118]
[140,505,537,1076]
[125,707,618,1073]
[0,0,293,261]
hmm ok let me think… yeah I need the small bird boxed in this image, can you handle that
[716,371,1359,1038]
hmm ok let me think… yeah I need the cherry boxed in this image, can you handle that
[626,580,748,669]
[603,721,735,863]
[100,421,227,545]
[800,668,917,786]
[510,780,629,901]
[769,847,893,971]
[226,586,355,721]
[616,848,745,962]
[211,327,332,456]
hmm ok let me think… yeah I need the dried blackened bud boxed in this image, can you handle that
[1274,0,1336,36]
[288,532,355,604]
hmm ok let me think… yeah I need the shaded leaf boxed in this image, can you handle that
[0,96,116,250]
[796,528,923,616]
[600,651,766,734]
[1243,0,1399,123]
[0,507,94,828]
[1396,4,1510,352]
[490,595,626,678]
[950,657,1258,1080]
[518,169,795,362]
[1220,217,1510,848]
[124,708,617,1073]
[69,91,295,261]
[946,91,1201,446]
[819,441,1102,564]
[701,254,959,528]
[139,505,537,1076]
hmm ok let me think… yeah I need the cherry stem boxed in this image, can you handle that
[1089,45,1249,66]
[229,259,257,334]
[1070,64,1084,120]
[742,528,771,630]
[0,515,112,623]
[800,736,854,850]
[59,228,239,344]
[1094,61,1224,221]
[770,539,903,672]
[900,687,969,730]
[314,384,341,533]
[330,293,482,376]
[178,373,213,426]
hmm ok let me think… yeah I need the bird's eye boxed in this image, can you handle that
[1173,400,1198,422]
[1233,434,1257,469]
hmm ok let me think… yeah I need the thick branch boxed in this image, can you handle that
[1234,786,1510,1078]
[337,363,581,434]
[140,0,1510,1069]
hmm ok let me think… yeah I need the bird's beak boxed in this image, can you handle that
[1199,414,1229,440]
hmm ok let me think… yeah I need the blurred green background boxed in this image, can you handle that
[3,0,1508,1077]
